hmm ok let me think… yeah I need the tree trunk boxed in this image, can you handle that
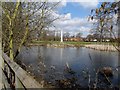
[18,15,29,52]
[9,20,14,60]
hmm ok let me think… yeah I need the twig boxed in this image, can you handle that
[88,74,91,90]
[88,53,94,67]
[88,53,99,88]
[94,69,99,89]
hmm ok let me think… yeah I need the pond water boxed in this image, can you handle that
[17,46,119,88]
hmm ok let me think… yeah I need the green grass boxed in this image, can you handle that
[63,41,95,45]
[32,40,91,44]
[32,41,61,44]
[31,40,115,46]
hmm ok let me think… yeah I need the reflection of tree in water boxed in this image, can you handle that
[18,46,119,88]
[36,46,56,87]
[36,47,118,88]
[36,46,46,85]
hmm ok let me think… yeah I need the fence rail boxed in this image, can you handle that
[2,53,42,89]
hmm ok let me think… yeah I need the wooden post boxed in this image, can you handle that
[0,1,4,89]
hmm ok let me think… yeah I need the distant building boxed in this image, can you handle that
[64,37,83,42]
[93,39,97,42]
[106,39,110,42]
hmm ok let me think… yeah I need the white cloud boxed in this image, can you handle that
[60,0,67,7]
[79,26,90,32]
[78,0,98,9]
[50,12,95,37]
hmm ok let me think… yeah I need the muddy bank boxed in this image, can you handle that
[28,43,84,48]
[28,43,118,52]
[85,44,117,52]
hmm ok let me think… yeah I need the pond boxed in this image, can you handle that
[16,46,119,88]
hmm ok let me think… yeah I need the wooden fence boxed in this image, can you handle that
[2,53,42,89]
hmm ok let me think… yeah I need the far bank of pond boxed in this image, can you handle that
[28,41,117,52]
[16,46,119,88]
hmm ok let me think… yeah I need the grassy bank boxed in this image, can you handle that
[30,40,116,46]
[31,40,96,45]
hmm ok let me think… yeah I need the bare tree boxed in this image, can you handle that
[76,32,82,38]
[2,1,20,60]
[89,2,120,51]
[2,1,60,60]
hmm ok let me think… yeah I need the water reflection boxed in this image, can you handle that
[17,46,119,87]
[60,48,63,61]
